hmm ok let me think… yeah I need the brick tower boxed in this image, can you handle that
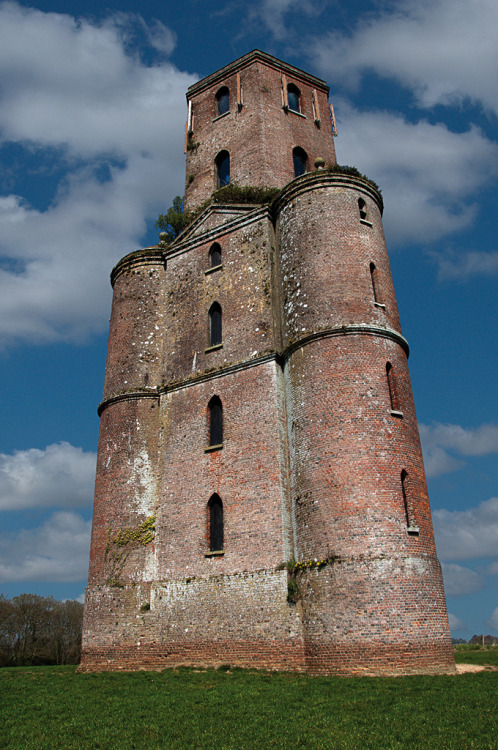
[80,50,454,675]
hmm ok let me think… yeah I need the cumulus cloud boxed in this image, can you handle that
[248,0,321,40]
[441,563,485,596]
[447,612,467,633]
[433,497,498,562]
[489,607,498,631]
[0,511,91,582]
[420,422,498,478]
[0,442,96,511]
[334,103,498,246]
[310,0,498,116]
[435,250,498,281]
[0,3,197,346]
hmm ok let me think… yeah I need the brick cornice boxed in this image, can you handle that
[273,171,384,216]
[98,324,408,415]
[187,49,328,100]
[110,247,164,286]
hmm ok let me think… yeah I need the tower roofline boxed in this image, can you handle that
[186,49,329,100]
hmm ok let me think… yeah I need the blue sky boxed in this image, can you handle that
[0,0,496,640]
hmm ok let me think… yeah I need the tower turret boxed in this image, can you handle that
[81,51,454,676]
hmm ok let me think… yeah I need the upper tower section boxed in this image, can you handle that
[184,50,337,210]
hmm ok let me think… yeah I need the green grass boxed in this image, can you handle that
[454,645,498,667]
[0,655,496,749]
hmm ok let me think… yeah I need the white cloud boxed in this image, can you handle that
[435,251,498,280]
[0,442,96,511]
[420,422,498,477]
[0,511,91,582]
[310,0,498,116]
[334,103,498,246]
[249,0,320,40]
[441,563,484,596]
[489,607,498,631]
[433,497,498,562]
[0,3,197,346]
[448,612,467,633]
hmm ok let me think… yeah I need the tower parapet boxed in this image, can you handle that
[81,51,454,676]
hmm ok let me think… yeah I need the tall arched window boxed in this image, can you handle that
[215,150,230,187]
[209,243,222,268]
[209,302,222,346]
[370,262,379,303]
[293,147,308,178]
[401,470,410,527]
[208,396,223,446]
[216,86,229,116]
[287,83,301,112]
[208,494,224,552]
[386,361,400,413]
[358,197,367,220]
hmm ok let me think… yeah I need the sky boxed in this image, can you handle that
[0,0,496,641]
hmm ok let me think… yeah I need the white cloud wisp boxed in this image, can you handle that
[0,3,196,347]
[0,442,96,511]
[0,511,91,583]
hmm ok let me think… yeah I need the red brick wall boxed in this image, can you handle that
[185,58,336,210]
[82,53,454,676]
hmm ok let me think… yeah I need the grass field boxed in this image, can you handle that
[0,649,496,750]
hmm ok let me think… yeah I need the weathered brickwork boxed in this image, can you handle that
[81,51,454,675]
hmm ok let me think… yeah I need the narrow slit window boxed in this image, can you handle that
[401,470,410,527]
[209,302,222,346]
[287,83,301,113]
[209,243,222,268]
[370,262,379,303]
[293,147,308,178]
[401,470,418,533]
[215,150,230,188]
[216,86,229,116]
[208,396,223,446]
[358,198,367,220]
[208,494,224,552]
[386,362,398,412]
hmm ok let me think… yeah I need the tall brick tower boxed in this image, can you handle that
[80,50,454,675]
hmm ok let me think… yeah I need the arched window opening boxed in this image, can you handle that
[370,262,379,303]
[209,243,222,268]
[401,470,419,534]
[216,86,229,116]
[208,396,223,446]
[208,494,224,552]
[401,470,410,526]
[287,83,301,113]
[293,147,308,178]
[209,302,222,347]
[358,197,367,220]
[215,150,230,188]
[386,361,398,412]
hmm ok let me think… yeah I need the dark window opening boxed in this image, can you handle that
[208,494,224,552]
[370,262,379,303]
[293,147,308,178]
[209,243,222,268]
[216,86,229,116]
[287,83,301,113]
[358,197,367,220]
[215,150,230,187]
[386,361,398,412]
[209,302,222,346]
[401,470,411,527]
[208,396,223,446]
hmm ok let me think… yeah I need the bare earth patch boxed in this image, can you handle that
[455,663,488,673]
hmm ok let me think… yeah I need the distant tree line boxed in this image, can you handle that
[0,594,83,667]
